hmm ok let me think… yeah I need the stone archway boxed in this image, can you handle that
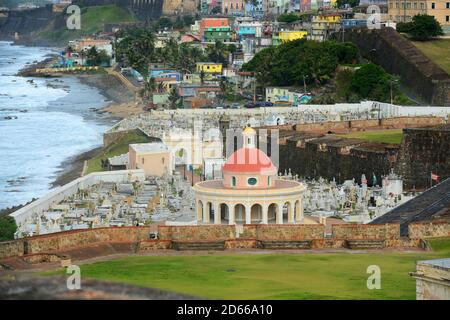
[234,204,245,224]
[283,202,292,224]
[206,202,214,223]
[220,203,229,224]
[267,203,278,224]
[250,204,262,224]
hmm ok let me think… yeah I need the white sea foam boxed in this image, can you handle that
[0,42,111,209]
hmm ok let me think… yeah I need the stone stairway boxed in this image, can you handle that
[345,240,385,249]
[172,241,226,251]
[257,240,312,249]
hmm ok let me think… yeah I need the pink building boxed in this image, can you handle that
[193,126,306,225]
[222,0,246,15]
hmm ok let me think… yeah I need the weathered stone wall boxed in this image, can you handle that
[242,224,325,240]
[280,138,397,185]
[338,28,450,105]
[158,225,236,241]
[285,117,444,134]
[395,126,450,188]
[0,240,24,260]
[409,221,450,239]
[332,224,400,239]
[162,0,197,15]
[26,226,151,254]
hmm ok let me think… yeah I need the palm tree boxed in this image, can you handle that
[206,40,229,66]
[140,77,157,101]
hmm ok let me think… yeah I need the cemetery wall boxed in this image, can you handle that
[242,224,325,240]
[1,222,448,260]
[332,224,400,239]
[408,221,450,239]
[158,225,236,241]
[283,116,443,134]
[0,240,24,260]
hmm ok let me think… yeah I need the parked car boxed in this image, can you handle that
[245,102,256,108]
[231,102,241,109]
[264,101,274,106]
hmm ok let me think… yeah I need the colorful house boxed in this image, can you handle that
[272,31,307,45]
[200,18,230,42]
[204,26,232,42]
[196,62,223,74]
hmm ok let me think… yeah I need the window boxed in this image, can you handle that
[248,177,257,185]
[268,176,272,186]
[141,158,144,164]
[162,157,165,164]
[447,15,450,22]
[431,2,435,9]
[420,2,425,9]
[231,176,237,187]
[413,2,417,9]
[447,2,450,8]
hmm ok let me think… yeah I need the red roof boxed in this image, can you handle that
[223,147,276,174]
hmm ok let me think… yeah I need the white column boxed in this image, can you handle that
[229,204,235,225]
[288,202,294,224]
[214,203,221,225]
[245,204,251,224]
[262,204,268,224]
[203,202,209,224]
[296,199,304,223]
[197,200,202,222]
[276,202,283,224]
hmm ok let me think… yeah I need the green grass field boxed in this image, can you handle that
[412,39,450,75]
[40,5,136,44]
[45,238,450,299]
[337,129,403,144]
[85,131,151,174]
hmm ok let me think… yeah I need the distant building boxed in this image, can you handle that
[387,0,450,31]
[128,143,173,177]
[196,62,223,74]
[200,18,230,42]
[272,30,307,45]
[222,0,246,15]
[410,258,450,300]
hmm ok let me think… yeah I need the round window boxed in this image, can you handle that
[248,177,257,185]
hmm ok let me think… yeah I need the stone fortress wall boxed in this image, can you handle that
[1,222,449,260]
[277,117,449,189]
[339,28,450,106]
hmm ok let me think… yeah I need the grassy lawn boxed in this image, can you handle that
[44,238,450,300]
[40,5,136,44]
[411,39,450,75]
[85,131,151,174]
[337,129,403,144]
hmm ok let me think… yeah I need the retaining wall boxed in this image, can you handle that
[409,221,450,239]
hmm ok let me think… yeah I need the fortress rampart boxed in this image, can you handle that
[1,222,448,261]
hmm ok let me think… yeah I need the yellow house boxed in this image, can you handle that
[273,31,308,45]
[279,31,307,42]
[196,62,223,74]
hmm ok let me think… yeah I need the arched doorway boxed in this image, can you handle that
[267,203,278,224]
[234,204,245,224]
[250,204,262,223]
[294,200,301,223]
[220,203,229,224]
[206,202,214,223]
[283,202,292,224]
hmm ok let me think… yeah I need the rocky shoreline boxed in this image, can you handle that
[12,56,140,207]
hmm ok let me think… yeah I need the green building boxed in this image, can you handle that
[204,26,232,42]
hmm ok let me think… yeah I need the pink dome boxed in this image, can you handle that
[223,147,276,174]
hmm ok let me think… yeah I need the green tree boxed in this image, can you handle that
[397,14,444,41]
[115,29,156,75]
[277,13,300,23]
[350,64,398,102]
[140,76,156,101]
[206,41,229,66]
[168,87,180,109]
[0,216,17,241]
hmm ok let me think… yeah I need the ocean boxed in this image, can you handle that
[0,41,114,210]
